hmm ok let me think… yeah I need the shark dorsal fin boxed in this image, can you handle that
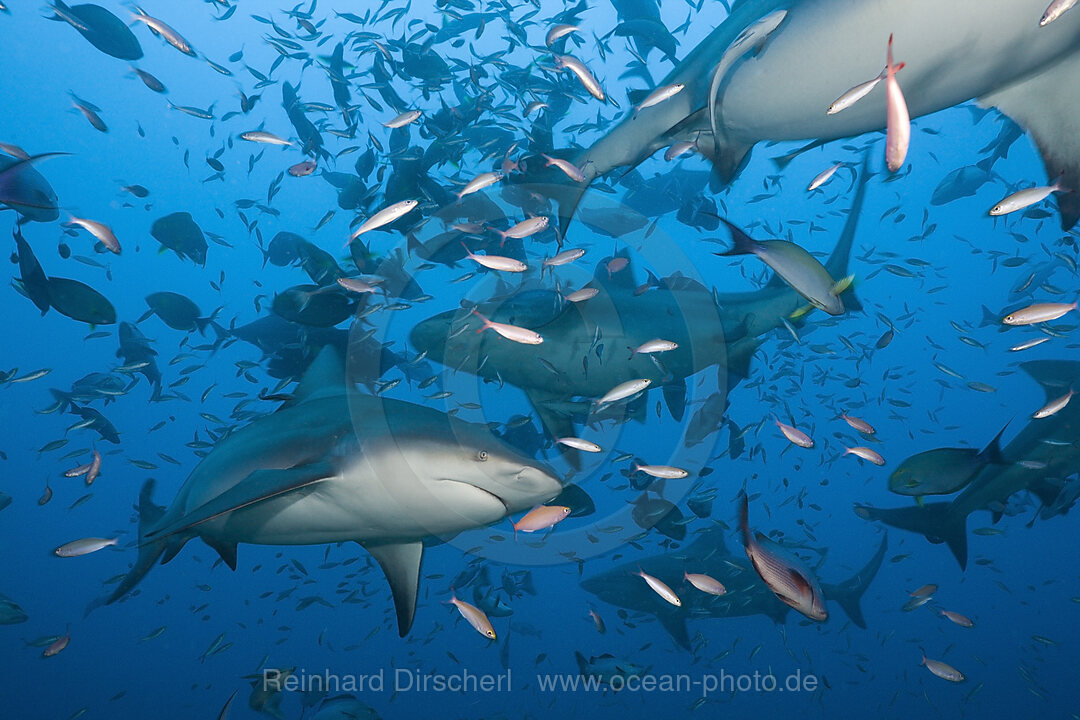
[291,345,346,404]
[365,541,424,637]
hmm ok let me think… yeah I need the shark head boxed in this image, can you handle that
[409,307,457,365]
[345,393,564,540]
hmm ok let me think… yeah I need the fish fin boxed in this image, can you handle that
[626,88,652,107]
[661,379,686,422]
[715,218,759,256]
[824,151,872,280]
[1030,477,1067,511]
[204,537,238,571]
[656,609,690,651]
[978,421,1010,465]
[725,337,758,383]
[574,651,589,676]
[286,345,345,407]
[770,139,827,172]
[820,532,887,629]
[1020,360,1080,401]
[0,152,71,179]
[738,492,751,548]
[143,461,335,542]
[364,541,424,637]
[523,386,581,470]
[839,284,862,313]
[787,567,812,595]
[88,479,167,613]
[550,483,595,517]
[979,51,1080,230]
[854,502,967,570]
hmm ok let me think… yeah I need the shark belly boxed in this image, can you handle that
[208,446,514,546]
[720,0,1080,144]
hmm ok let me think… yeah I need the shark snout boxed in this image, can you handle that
[493,461,563,512]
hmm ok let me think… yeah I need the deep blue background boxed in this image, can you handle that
[1,2,1078,718]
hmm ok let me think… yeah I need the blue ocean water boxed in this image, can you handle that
[2,1,1080,718]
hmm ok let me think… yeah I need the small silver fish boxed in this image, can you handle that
[54,537,119,557]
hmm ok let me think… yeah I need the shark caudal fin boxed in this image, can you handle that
[980,51,1080,230]
[87,479,167,614]
[820,532,887,629]
[854,502,968,570]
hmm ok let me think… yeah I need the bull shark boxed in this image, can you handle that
[527,0,1080,236]
[95,347,564,636]
[581,521,887,649]
[856,360,1080,570]
[411,158,869,443]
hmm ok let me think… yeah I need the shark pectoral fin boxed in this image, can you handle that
[980,51,1080,230]
[695,128,753,188]
[204,537,238,571]
[656,610,690,651]
[364,541,424,637]
[143,461,335,542]
[662,378,687,422]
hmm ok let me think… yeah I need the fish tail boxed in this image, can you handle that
[821,532,887,629]
[854,502,968,570]
[88,479,168,614]
[715,219,758,257]
[470,309,491,332]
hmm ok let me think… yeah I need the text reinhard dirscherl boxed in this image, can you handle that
[264,667,819,697]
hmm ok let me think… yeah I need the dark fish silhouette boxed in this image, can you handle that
[47,1,143,60]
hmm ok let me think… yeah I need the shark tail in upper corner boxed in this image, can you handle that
[854,502,968,571]
[821,531,887,629]
[85,479,168,616]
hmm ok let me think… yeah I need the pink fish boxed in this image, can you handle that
[885,35,910,173]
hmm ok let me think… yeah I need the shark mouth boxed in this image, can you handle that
[438,479,509,514]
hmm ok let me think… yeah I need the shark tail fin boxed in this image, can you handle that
[822,532,887,629]
[87,479,167,615]
[854,502,967,570]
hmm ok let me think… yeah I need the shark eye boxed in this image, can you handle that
[476,450,488,462]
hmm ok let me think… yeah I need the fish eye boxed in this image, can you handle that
[476,450,488,462]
